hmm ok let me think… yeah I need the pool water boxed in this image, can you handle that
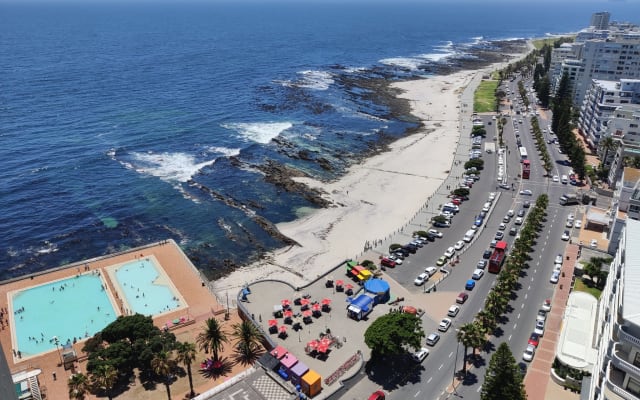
[114,258,182,316]
[12,273,116,357]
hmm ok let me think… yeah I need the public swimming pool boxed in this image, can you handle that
[11,273,117,358]
[111,258,183,316]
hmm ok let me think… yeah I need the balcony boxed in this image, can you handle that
[604,362,639,400]
[619,325,640,348]
[612,343,640,379]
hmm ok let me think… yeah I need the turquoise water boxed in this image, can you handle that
[12,273,117,357]
[114,259,182,317]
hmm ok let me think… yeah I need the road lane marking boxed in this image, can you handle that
[439,364,443,370]
[522,304,525,309]
[513,323,517,329]
[414,391,421,397]
[528,285,531,290]
[449,352,454,358]
[518,313,521,319]
[508,334,512,341]
[477,387,482,393]
[428,377,433,383]
[525,294,528,299]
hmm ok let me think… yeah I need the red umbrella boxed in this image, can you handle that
[268,319,278,327]
[302,310,313,318]
[281,299,291,307]
[307,340,319,350]
[321,298,332,305]
[300,298,310,306]
[279,325,287,333]
[335,279,344,286]
[320,337,332,347]
[312,303,321,312]
[284,310,294,318]
[317,344,329,354]
[345,283,354,290]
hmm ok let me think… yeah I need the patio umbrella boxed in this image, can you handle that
[284,310,294,318]
[281,299,291,307]
[311,303,321,312]
[345,283,354,290]
[279,325,287,334]
[320,337,332,347]
[317,343,329,354]
[268,319,278,327]
[306,340,319,350]
[302,310,313,318]
[300,298,310,306]
[335,279,344,286]
[321,298,332,305]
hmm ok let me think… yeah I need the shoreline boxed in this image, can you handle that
[212,45,534,299]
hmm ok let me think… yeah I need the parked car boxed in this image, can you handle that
[509,227,518,236]
[553,175,559,182]
[410,240,423,248]
[534,320,545,336]
[426,332,441,346]
[483,249,493,259]
[590,239,598,248]
[542,299,552,312]
[550,271,560,284]
[561,230,570,241]
[515,217,523,225]
[565,220,573,228]
[436,256,447,266]
[520,189,533,196]
[536,309,547,322]
[425,266,437,276]
[522,345,536,362]
[472,269,485,280]
[575,220,582,229]
[555,254,563,265]
[380,257,396,268]
[477,260,487,269]
[388,254,403,265]
[454,240,465,251]
[498,223,506,231]
[368,391,386,400]
[528,333,540,348]
[414,273,429,286]
[465,279,476,290]
[412,347,430,363]
[438,318,452,332]
[517,209,525,217]
[447,305,460,317]
[523,200,531,208]
[444,247,456,258]
[456,292,469,304]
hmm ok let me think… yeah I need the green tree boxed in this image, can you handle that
[452,188,470,197]
[197,318,228,361]
[364,313,424,357]
[231,319,264,365]
[90,364,118,400]
[599,136,618,168]
[457,322,485,375]
[175,342,197,398]
[151,350,174,400]
[481,343,527,400]
[464,158,485,170]
[68,373,90,400]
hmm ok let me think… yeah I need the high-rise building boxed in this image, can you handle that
[591,12,611,30]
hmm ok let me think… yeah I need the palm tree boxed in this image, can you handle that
[196,318,228,361]
[175,342,197,398]
[68,373,90,400]
[599,136,617,167]
[90,364,117,400]
[231,319,264,364]
[457,323,476,375]
[152,350,174,400]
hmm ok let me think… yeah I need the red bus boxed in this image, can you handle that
[522,159,531,179]
[488,241,508,273]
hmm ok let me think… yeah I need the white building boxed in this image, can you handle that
[606,105,640,186]
[587,218,640,400]
[591,12,611,31]
[579,79,640,149]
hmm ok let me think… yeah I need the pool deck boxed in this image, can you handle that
[0,240,249,400]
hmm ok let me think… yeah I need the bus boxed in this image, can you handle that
[522,159,531,179]
[518,146,528,162]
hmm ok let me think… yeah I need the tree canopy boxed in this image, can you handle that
[481,343,527,400]
[364,312,424,357]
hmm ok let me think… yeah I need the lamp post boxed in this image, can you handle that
[52,336,63,366]
[451,331,461,396]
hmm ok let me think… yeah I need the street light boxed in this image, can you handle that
[52,336,63,366]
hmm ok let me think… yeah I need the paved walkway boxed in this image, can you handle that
[524,243,580,400]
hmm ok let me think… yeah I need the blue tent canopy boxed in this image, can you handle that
[364,278,390,294]
[349,294,373,312]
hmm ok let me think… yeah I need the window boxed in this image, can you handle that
[627,377,640,396]
[634,352,640,368]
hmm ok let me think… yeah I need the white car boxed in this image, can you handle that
[454,240,465,251]
[507,209,515,217]
[514,217,523,225]
[414,273,429,286]
[426,332,441,346]
[522,345,536,362]
[472,269,485,280]
[447,305,460,317]
[554,254,563,265]
[428,229,443,238]
[542,299,552,312]
[488,192,496,201]
[444,247,456,259]
[561,230,570,241]
[388,254,403,265]
[552,175,559,182]
[590,239,598,249]
[520,189,533,196]
[575,220,582,229]
[425,266,437,276]
[550,271,560,284]
[566,220,573,228]
[438,318,452,332]
[498,223,506,231]
[567,213,575,222]
[535,320,545,336]
[412,347,430,363]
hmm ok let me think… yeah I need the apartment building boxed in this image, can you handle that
[606,104,640,186]
[591,12,611,31]
[579,79,640,150]
[587,218,640,400]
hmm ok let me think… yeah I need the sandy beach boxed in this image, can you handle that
[212,52,528,298]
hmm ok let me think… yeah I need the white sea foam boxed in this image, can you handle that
[418,52,454,62]
[206,146,241,157]
[222,122,293,144]
[344,66,367,74]
[379,57,423,70]
[128,151,217,182]
[277,70,334,90]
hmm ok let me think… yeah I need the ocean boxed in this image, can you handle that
[1,1,636,280]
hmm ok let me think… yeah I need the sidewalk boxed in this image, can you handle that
[523,243,580,400]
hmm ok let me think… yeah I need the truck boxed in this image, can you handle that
[522,159,530,179]
[559,193,579,206]
[488,241,508,273]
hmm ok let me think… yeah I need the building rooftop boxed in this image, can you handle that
[622,167,640,188]
[592,79,619,91]
[622,219,640,327]
[556,292,599,371]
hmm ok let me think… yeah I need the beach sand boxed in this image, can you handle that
[212,54,526,298]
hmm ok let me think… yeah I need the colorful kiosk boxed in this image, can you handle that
[346,261,372,282]
[364,278,390,304]
[301,369,322,397]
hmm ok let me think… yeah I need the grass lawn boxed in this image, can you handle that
[474,80,498,113]
[573,278,602,300]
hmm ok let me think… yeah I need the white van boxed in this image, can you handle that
[482,202,491,213]
[561,175,568,184]
[463,229,476,243]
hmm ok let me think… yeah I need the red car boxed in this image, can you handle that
[528,332,540,347]
[380,257,396,268]
[456,292,469,304]
[451,198,462,206]
[368,390,386,400]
